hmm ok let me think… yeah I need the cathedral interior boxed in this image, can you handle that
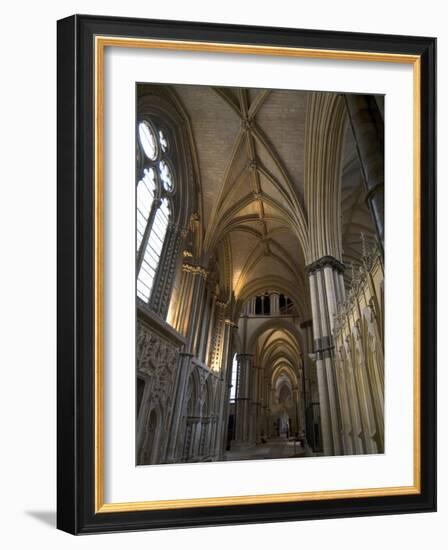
[135,84,384,465]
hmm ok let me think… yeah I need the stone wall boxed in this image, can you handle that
[136,315,183,464]
[333,248,384,454]
[136,310,228,465]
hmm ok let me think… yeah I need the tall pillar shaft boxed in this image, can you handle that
[198,285,212,362]
[173,267,194,336]
[309,271,333,455]
[270,292,280,315]
[334,359,355,455]
[307,256,346,456]
[189,268,208,355]
[251,297,256,315]
[216,322,237,459]
[301,320,320,450]
[205,292,217,365]
[234,353,254,445]
[249,364,260,442]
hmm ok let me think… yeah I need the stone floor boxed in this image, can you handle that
[224,437,311,461]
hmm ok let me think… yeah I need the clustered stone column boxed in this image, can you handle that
[242,297,255,316]
[170,262,195,337]
[170,261,208,351]
[164,259,211,463]
[269,292,280,315]
[187,266,208,355]
[203,287,217,363]
[250,363,262,443]
[215,320,238,459]
[260,378,271,439]
[233,353,255,447]
[299,320,321,450]
[291,386,301,435]
[332,249,385,455]
[307,255,346,456]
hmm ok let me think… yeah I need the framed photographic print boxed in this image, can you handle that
[57,14,436,534]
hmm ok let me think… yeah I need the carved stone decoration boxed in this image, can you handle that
[210,303,226,372]
[305,255,345,275]
[198,366,210,388]
[137,322,179,428]
[151,224,177,316]
[211,375,219,402]
[158,226,187,318]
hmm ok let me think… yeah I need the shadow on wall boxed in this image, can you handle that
[25,510,56,529]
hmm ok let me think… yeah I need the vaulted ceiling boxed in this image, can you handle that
[172,85,376,315]
[255,327,301,395]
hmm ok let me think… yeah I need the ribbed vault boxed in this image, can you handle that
[172,84,373,319]
[253,326,303,422]
[173,85,309,314]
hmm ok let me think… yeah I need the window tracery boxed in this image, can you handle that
[137,120,175,303]
[248,293,296,316]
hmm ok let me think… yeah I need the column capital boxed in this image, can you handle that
[182,262,209,278]
[305,255,345,275]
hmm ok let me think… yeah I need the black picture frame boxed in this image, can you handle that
[57,14,436,534]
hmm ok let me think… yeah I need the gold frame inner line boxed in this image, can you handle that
[94,35,421,514]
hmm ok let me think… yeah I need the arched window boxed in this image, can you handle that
[263,294,271,315]
[136,120,175,303]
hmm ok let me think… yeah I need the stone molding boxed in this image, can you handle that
[305,255,345,275]
[136,323,179,415]
[182,262,209,278]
